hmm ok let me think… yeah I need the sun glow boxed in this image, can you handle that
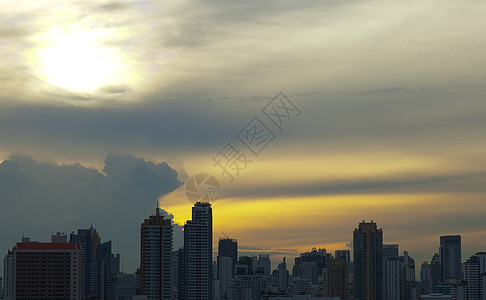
[33,27,125,92]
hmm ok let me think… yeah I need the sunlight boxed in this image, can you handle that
[34,27,124,92]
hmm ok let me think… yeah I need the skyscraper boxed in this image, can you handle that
[382,244,399,300]
[430,253,441,293]
[439,235,462,282]
[140,208,174,300]
[3,250,13,300]
[464,255,480,300]
[353,220,383,300]
[328,257,349,300]
[218,237,238,277]
[184,202,213,300]
[70,226,101,298]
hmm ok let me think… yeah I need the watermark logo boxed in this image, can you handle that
[184,92,301,204]
[184,173,220,204]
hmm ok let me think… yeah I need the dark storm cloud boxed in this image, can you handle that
[226,171,486,200]
[0,153,181,271]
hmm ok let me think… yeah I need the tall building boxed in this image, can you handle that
[218,238,238,277]
[140,207,174,300]
[430,253,441,293]
[258,254,271,276]
[382,244,399,300]
[353,220,383,300]
[13,234,82,300]
[328,257,349,300]
[3,250,13,300]
[464,255,480,300]
[421,261,431,296]
[96,240,120,300]
[184,202,213,300]
[439,235,462,282]
[70,226,101,298]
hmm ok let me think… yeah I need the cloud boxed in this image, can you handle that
[0,153,181,272]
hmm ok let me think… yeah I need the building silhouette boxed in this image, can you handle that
[439,235,462,282]
[353,220,383,300]
[140,208,173,300]
[13,234,82,300]
[183,202,213,300]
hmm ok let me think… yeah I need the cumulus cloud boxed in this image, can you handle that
[0,153,181,272]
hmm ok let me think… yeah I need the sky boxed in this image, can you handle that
[1,0,486,273]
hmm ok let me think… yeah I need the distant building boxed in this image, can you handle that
[439,235,462,282]
[13,234,82,300]
[464,255,480,300]
[353,220,383,300]
[430,253,441,293]
[382,244,399,300]
[70,226,101,298]
[3,250,13,300]
[335,250,351,263]
[421,294,452,299]
[420,261,431,296]
[115,273,138,299]
[328,257,348,300]
[140,208,173,300]
[183,202,213,300]
[218,238,238,276]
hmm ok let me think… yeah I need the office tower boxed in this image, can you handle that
[383,244,399,260]
[328,257,349,300]
[13,235,82,299]
[96,240,120,300]
[421,261,431,296]
[384,258,400,300]
[464,255,480,300]
[278,257,289,292]
[258,254,271,276]
[430,253,441,293]
[184,202,213,300]
[70,226,101,298]
[335,250,351,263]
[353,220,383,300]
[140,208,174,300]
[383,244,399,299]
[218,238,238,274]
[3,250,13,300]
[115,273,138,299]
[440,235,462,282]
[219,256,234,299]
[401,251,416,300]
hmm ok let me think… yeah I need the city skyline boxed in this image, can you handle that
[1,0,486,283]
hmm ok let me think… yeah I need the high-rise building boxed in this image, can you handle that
[430,253,441,293]
[3,250,13,300]
[218,238,238,277]
[328,257,349,300]
[96,240,120,300]
[140,208,174,300]
[353,220,383,300]
[183,202,213,300]
[439,235,462,282]
[70,226,101,298]
[401,251,416,300]
[258,254,271,276]
[464,255,480,300]
[421,261,431,296]
[382,244,399,300]
[13,234,82,300]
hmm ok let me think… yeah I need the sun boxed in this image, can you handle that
[33,27,124,92]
